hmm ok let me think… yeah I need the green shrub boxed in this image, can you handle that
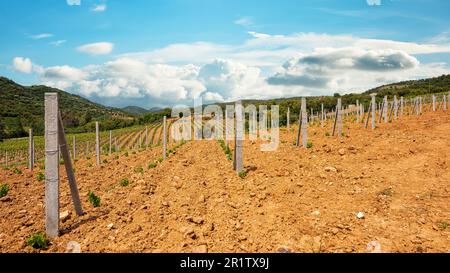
[124,152,129,157]
[26,233,49,249]
[306,141,313,149]
[120,178,129,187]
[157,157,164,163]
[238,171,247,179]
[134,166,144,174]
[88,191,101,207]
[13,168,22,174]
[36,172,45,182]
[102,159,108,164]
[0,184,9,198]
[148,162,157,169]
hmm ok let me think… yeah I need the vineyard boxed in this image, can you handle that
[0,92,449,253]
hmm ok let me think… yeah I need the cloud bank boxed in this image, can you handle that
[13,32,450,108]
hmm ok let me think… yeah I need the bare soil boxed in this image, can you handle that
[0,110,449,253]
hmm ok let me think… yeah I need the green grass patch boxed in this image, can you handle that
[120,178,129,187]
[0,184,9,198]
[36,172,45,182]
[88,191,101,207]
[26,233,49,250]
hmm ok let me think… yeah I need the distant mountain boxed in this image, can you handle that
[149,107,163,112]
[0,77,137,139]
[121,106,150,116]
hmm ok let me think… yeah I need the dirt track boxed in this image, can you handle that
[0,110,449,253]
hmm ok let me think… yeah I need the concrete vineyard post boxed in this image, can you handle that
[383,96,388,123]
[146,126,149,148]
[321,104,324,128]
[400,97,404,116]
[234,101,244,173]
[296,104,302,147]
[28,128,34,171]
[432,95,436,112]
[394,96,398,120]
[287,107,290,132]
[73,136,76,160]
[444,95,447,111]
[58,111,83,217]
[109,130,112,155]
[370,93,376,129]
[337,98,343,137]
[301,98,308,148]
[163,116,167,160]
[44,93,60,238]
[356,100,360,123]
[95,122,100,166]
[225,109,229,148]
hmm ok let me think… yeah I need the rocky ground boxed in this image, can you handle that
[0,110,449,253]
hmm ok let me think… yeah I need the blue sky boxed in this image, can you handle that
[1,0,450,108]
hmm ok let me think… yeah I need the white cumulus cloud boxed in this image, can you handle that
[12,57,33,73]
[77,42,114,55]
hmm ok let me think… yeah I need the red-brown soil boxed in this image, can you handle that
[0,110,449,253]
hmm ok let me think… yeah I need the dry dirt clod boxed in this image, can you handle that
[66,241,81,253]
[192,244,208,253]
[60,210,71,223]
[338,149,346,156]
[277,246,293,253]
[356,212,365,219]
[324,166,337,172]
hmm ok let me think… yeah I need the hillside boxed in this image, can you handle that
[121,106,150,116]
[0,77,136,139]
[364,74,450,97]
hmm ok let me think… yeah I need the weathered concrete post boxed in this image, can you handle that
[301,98,308,148]
[225,109,229,148]
[73,136,76,160]
[432,95,436,112]
[356,100,360,123]
[109,130,112,155]
[44,93,60,238]
[337,98,343,137]
[95,122,100,166]
[58,111,83,217]
[28,128,34,171]
[370,93,376,129]
[400,97,404,116]
[444,95,447,111]
[383,96,388,123]
[321,104,324,128]
[234,101,244,173]
[145,126,149,148]
[287,107,290,132]
[394,95,398,120]
[163,116,167,160]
